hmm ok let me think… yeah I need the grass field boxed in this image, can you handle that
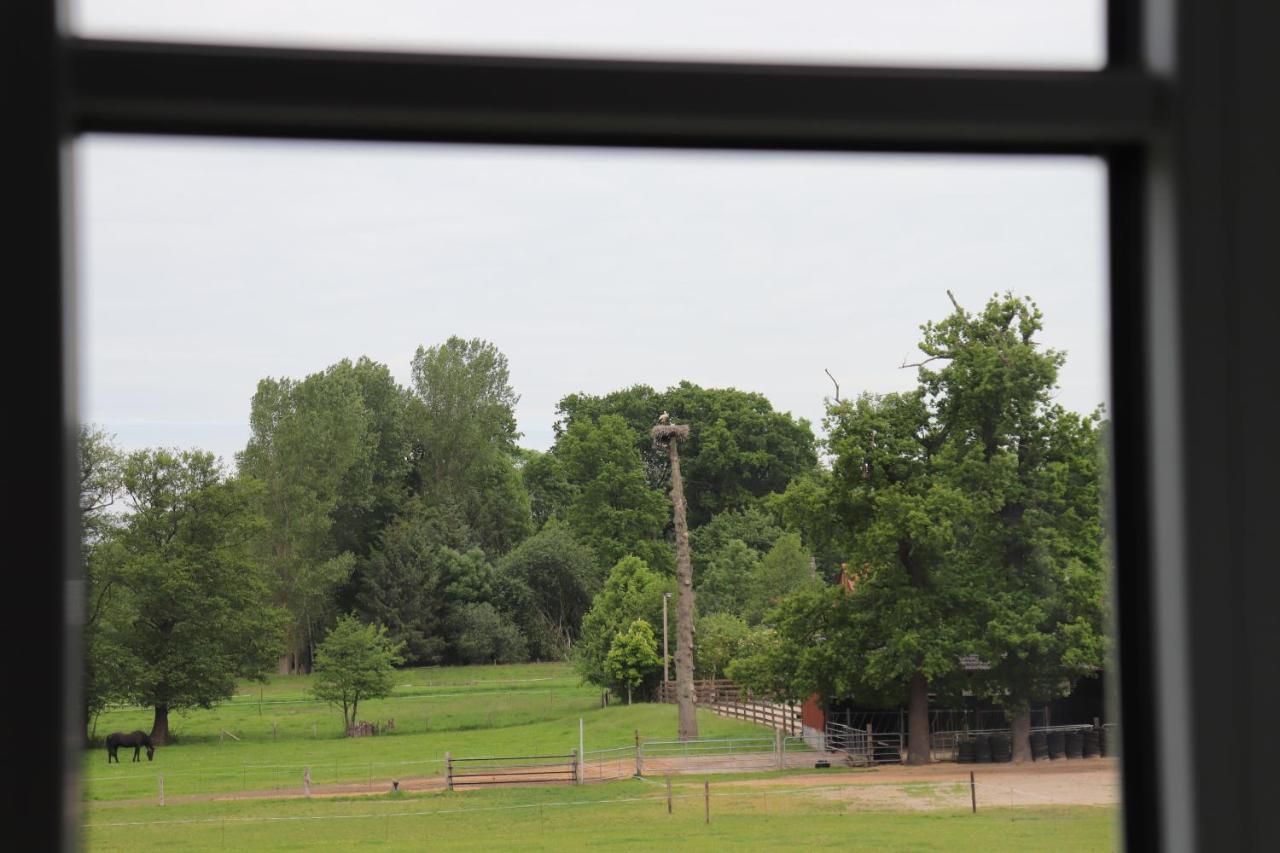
[84,777,1119,851]
[85,662,765,801]
[84,663,1120,850]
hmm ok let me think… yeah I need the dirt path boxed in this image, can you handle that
[716,758,1122,810]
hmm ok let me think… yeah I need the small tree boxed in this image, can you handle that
[604,619,661,705]
[311,614,405,732]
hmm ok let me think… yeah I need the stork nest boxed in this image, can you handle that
[650,423,690,448]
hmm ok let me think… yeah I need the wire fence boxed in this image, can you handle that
[84,770,1122,850]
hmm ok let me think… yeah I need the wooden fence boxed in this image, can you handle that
[653,679,801,736]
[444,750,579,789]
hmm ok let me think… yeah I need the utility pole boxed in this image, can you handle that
[662,591,671,684]
[651,415,697,740]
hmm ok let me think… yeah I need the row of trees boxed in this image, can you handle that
[82,293,1107,759]
[81,336,822,739]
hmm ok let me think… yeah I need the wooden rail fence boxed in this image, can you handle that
[654,679,801,736]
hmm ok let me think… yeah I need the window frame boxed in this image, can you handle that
[8,1,1278,850]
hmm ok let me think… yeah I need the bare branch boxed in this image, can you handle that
[900,354,946,369]
[824,368,841,403]
[946,289,963,312]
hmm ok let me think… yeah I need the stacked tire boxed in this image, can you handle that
[1065,731,1084,759]
[974,733,993,763]
[1047,730,1067,760]
[1030,731,1049,761]
[1099,726,1112,757]
[957,739,975,763]
[1083,729,1102,758]
[991,733,1013,763]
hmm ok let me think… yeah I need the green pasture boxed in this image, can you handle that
[85,663,766,801]
[84,778,1119,851]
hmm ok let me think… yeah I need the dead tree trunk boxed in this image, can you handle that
[653,421,698,741]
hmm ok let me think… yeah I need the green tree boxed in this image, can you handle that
[326,357,415,562]
[519,448,574,528]
[696,613,749,681]
[575,556,673,690]
[355,505,456,664]
[914,293,1108,760]
[408,337,532,555]
[689,504,783,579]
[604,619,662,705]
[311,614,406,732]
[238,365,372,672]
[743,532,819,625]
[696,539,760,618]
[555,414,671,572]
[452,603,530,665]
[79,425,126,734]
[495,520,602,659]
[105,449,286,743]
[556,382,817,526]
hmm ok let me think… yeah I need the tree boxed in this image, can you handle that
[311,614,405,732]
[743,533,819,625]
[520,448,574,528]
[913,293,1107,761]
[696,613,749,681]
[604,619,662,705]
[575,556,673,690]
[408,337,532,555]
[555,382,817,527]
[816,390,978,764]
[554,414,672,572]
[689,504,783,579]
[355,505,458,664]
[696,539,760,618]
[495,521,602,659]
[79,425,125,733]
[104,449,286,743]
[238,365,372,673]
[452,603,530,665]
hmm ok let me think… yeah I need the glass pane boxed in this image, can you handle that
[77,138,1117,846]
[73,0,1105,69]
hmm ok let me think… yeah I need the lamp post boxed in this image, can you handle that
[662,592,671,683]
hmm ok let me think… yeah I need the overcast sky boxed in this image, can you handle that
[75,3,1109,466]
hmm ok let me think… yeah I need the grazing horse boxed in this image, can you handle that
[106,730,155,763]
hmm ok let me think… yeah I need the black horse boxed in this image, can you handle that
[106,730,155,763]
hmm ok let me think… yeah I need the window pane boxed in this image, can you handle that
[73,0,1104,69]
[77,138,1117,846]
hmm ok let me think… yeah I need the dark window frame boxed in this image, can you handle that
[7,1,1278,850]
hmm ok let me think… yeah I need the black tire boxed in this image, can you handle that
[1083,730,1101,758]
[957,740,975,763]
[1030,731,1049,761]
[974,734,993,763]
[1065,730,1084,758]
[1047,730,1066,759]
[992,733,1013,762]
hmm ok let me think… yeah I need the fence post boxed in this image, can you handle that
[970,770,976,813]
[445,752,452,791]
[158,774,164,806]
[775,729,784,770]
[666,775,673,814]
[571,748,579,785]
[866,724,873,763]
[303,766,311,798]
[579,718,585,785]
[635,734,644,776]
[704,780,710,824]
